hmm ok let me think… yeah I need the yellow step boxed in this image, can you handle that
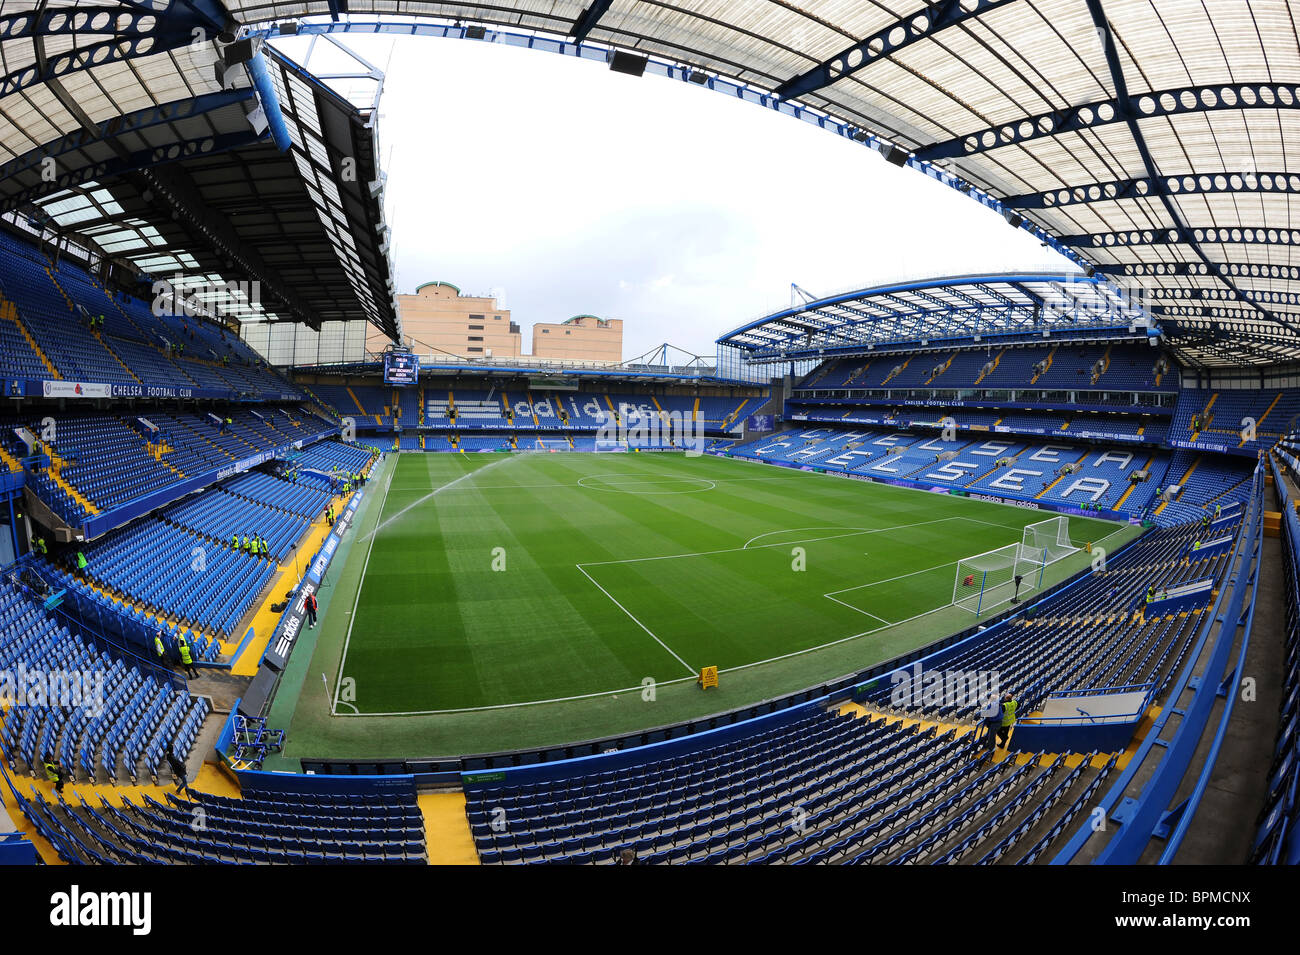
[881,357,911,386]
[1111,456,1154,511]
[724,397,752,428]
[1190,393,1217,442]
[924,353,956,386]
[1030,346,1057,385]
[93,331,143,383]
[1036,449,1089,499]
[973,349,1005,386]
[418,791,480,865]
[1,296,60,378]
[1242,392,1283,446]
[1154,455,1203,514]
[44,448,100,515]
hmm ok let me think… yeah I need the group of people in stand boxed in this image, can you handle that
[154,626,201,679]
[330,466,369,495]
[232,532,271,559]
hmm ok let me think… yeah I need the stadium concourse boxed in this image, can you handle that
[0,0,1295,881]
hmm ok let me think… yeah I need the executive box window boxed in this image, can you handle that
[468,336,483,342]
[468,324,484,330]
[470,314,484,320]
[467,346,483,353]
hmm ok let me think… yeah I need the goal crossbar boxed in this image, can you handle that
[953,542,1046,615]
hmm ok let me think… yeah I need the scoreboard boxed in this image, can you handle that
[384,351,418,386]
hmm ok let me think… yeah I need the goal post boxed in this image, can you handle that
[953,543,1045,615]
[1021,515,1078,567]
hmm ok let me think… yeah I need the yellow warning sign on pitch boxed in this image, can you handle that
[698,666,718,690]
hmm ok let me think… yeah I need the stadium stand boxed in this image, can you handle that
[3,780,426,865]
[0,1,1294,878]
[0,580,210,786]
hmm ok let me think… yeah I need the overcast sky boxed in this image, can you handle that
[279,31,1077,360]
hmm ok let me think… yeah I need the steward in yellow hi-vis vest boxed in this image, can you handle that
[996,693,1018,749]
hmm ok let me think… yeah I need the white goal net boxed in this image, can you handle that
[1020,515,1077,566]
[952,543,1045,615]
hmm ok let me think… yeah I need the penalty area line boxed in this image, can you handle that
[575,564,697,677]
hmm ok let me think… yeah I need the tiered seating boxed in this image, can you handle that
[30,415,177,511]
[74,520,275,638]
[163,489,308,564]
[0,581,209,785]
[858,521,1234,722]
[467,708,1111,866]
[458,434,512,451]
[2,409,336,525]
[1169,388,1300,454]
[801,345,1170,394]
[293,440,374,476]
[224,471,330,519]
[426,391,510,428]
[729,426,1168,514]
[0,227,300,398]
[10,785,426,865]
[1156,452,1256,525]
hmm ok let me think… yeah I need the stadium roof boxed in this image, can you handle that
[716,272,1151,361]
[221,0,1297,368]
[0,5,399,337]
[3,2,1295,364]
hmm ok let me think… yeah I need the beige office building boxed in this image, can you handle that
[382,283,623,364]
[532,315,623,363]
[375,282,522,359]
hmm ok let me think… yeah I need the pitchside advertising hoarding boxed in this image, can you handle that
[263,490,363,671]
[383,351,419,386]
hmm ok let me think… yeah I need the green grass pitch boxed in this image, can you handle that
[326,450,1127,718]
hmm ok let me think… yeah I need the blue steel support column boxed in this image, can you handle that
[247,52,292,153]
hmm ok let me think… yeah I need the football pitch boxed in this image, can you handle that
[309,450,1132,731]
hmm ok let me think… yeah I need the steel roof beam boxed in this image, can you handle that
[915,80,1300,162]
[570,0,615,44]
[1061,225,1294,247]
[0,89,256,209]
[773,0,1020,102]
[2,1,231,100]
[1003,170,1300,209]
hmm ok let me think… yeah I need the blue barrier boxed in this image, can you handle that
[461,694,829,790]
[1138,577,1214,615]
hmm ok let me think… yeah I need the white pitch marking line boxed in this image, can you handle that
[575,564,697,676]
[360,453,517,543]
[825,558,961,597]
[823,593,892,625]
[332,455,396,714]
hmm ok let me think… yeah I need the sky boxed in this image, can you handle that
[279,31,1077,360]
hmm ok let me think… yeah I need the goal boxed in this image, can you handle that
[536,438,571,452]
[1020,515,1077,566]
[952,543,1045,615]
